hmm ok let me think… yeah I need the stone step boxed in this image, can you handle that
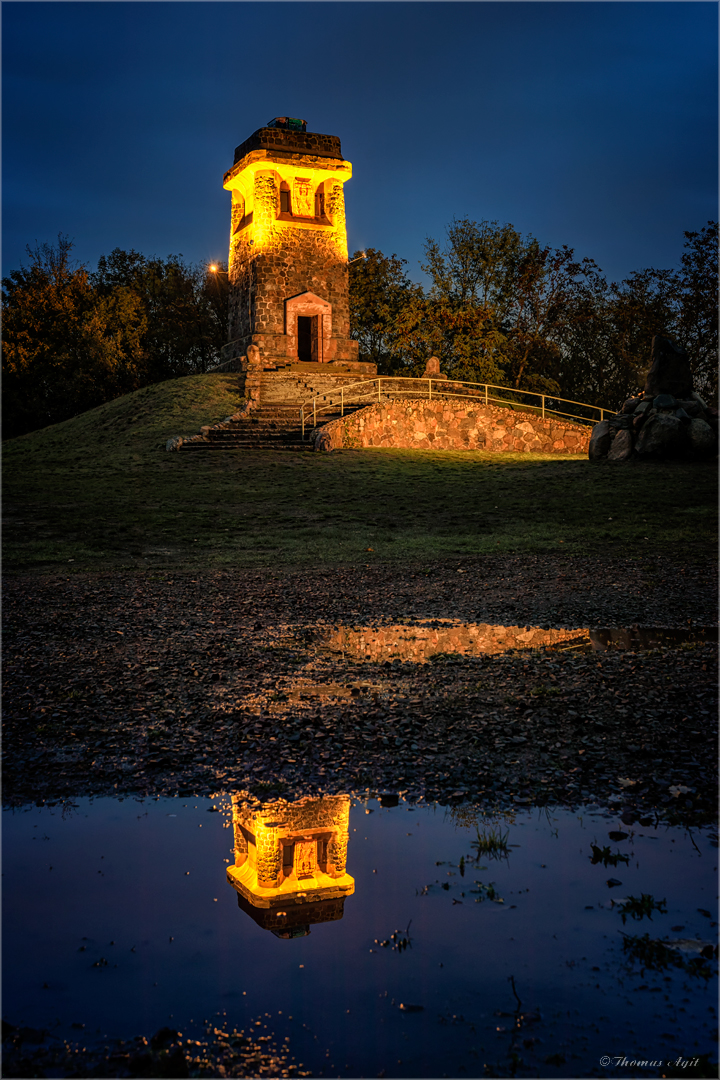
[179,441,309,452]
[208,432,302,443]
[260,370,372,406]
[225,422,301,431]
[176,404,362,452]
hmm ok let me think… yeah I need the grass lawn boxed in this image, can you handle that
[3,373,717,573]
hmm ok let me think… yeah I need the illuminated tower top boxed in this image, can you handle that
[227,793,355,938]
[221,118,360,369]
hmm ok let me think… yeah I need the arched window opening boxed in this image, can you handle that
[280,181,291,214]
[315,187,326,219]
[231,193,245,234]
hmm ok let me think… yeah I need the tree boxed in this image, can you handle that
[2,236,146,437]
[3,238,229,438]
[348,248,419,371]
[602,266,680,406]
[422,217,522,315]
[675,221,718,401]
[418,219,594,392]
[418,219,518,382]
[595,222,718,407]
[92,250,227,380]
[391,292,507,383]
[201,260,230,366]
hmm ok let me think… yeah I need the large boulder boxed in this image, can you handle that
[635,413,684,458]
[607,428,633,461]
[643,336,694,400]
[687,418,716,457]
[588,420,612,460]
[314,426,342,452]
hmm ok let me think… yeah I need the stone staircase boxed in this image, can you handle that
[177,406,303,452]
[177,404,366,452]
[177,369,372,452]
[261,368,373,406]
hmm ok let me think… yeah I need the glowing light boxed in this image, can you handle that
[223,153,352,267]
[227,794,354,908]
[324,622,592,663]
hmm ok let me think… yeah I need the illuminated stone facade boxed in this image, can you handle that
[314,399,592,453]
[221,120,360,370]
[227,794,354,913]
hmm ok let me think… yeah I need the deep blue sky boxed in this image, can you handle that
[3,2,717,287]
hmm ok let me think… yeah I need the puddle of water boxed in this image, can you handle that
[3,795,717,1077]
[589,627,718,651]
[315,622,717,663]
[323,623,589,662]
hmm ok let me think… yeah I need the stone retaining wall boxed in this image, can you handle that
[313,399,592,454]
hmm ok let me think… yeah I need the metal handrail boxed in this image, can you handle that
[299,375,608,441]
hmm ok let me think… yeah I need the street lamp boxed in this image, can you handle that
[208,264,228,275]
[347,251,367,265]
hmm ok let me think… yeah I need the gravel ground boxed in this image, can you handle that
[2,555,717,824]
[1,1017,308,1078]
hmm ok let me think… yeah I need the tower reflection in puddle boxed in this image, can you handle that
[320,622,716,662]
[227,794,354,938]
[325,621,590,662]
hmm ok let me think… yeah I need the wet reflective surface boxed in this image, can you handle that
[227,794,354,938]
[3,592,717,1075]
[317,621,717,662]
[3,794,717,1077]
[322,622,590,662]
[589,626,718,651]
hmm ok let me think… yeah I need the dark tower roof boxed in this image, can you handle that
[233,125,344,165]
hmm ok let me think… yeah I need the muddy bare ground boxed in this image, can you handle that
[3,554,717,825]
[0,1019,307,1080]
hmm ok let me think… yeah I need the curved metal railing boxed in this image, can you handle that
[299,376,609,441]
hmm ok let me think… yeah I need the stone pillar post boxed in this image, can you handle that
[238,343,263,407]
[231,795,249,866]
[255,823,282,889]
[327,797,351,877]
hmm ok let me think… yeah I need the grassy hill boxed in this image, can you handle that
[3,373,717,573]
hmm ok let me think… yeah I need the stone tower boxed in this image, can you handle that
[221,117,361,370]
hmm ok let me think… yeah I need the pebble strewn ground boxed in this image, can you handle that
[3,556,717,825]
[1,1017,308,1078]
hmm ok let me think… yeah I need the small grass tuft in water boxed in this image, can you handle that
[589,843,631,868]
[472,826,510,859]
[470,881,504,903]
[615,893,668,923]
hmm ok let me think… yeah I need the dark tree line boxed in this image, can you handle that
[349,220,718,409]
[3,220,716,439]
[2,236,228,438]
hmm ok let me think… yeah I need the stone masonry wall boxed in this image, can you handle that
[232,128,344,166]
[314,399,592,454]
[260,370,376,405]
[232,795,351,885]
[225,151,356,365]
[255,822,282,889]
